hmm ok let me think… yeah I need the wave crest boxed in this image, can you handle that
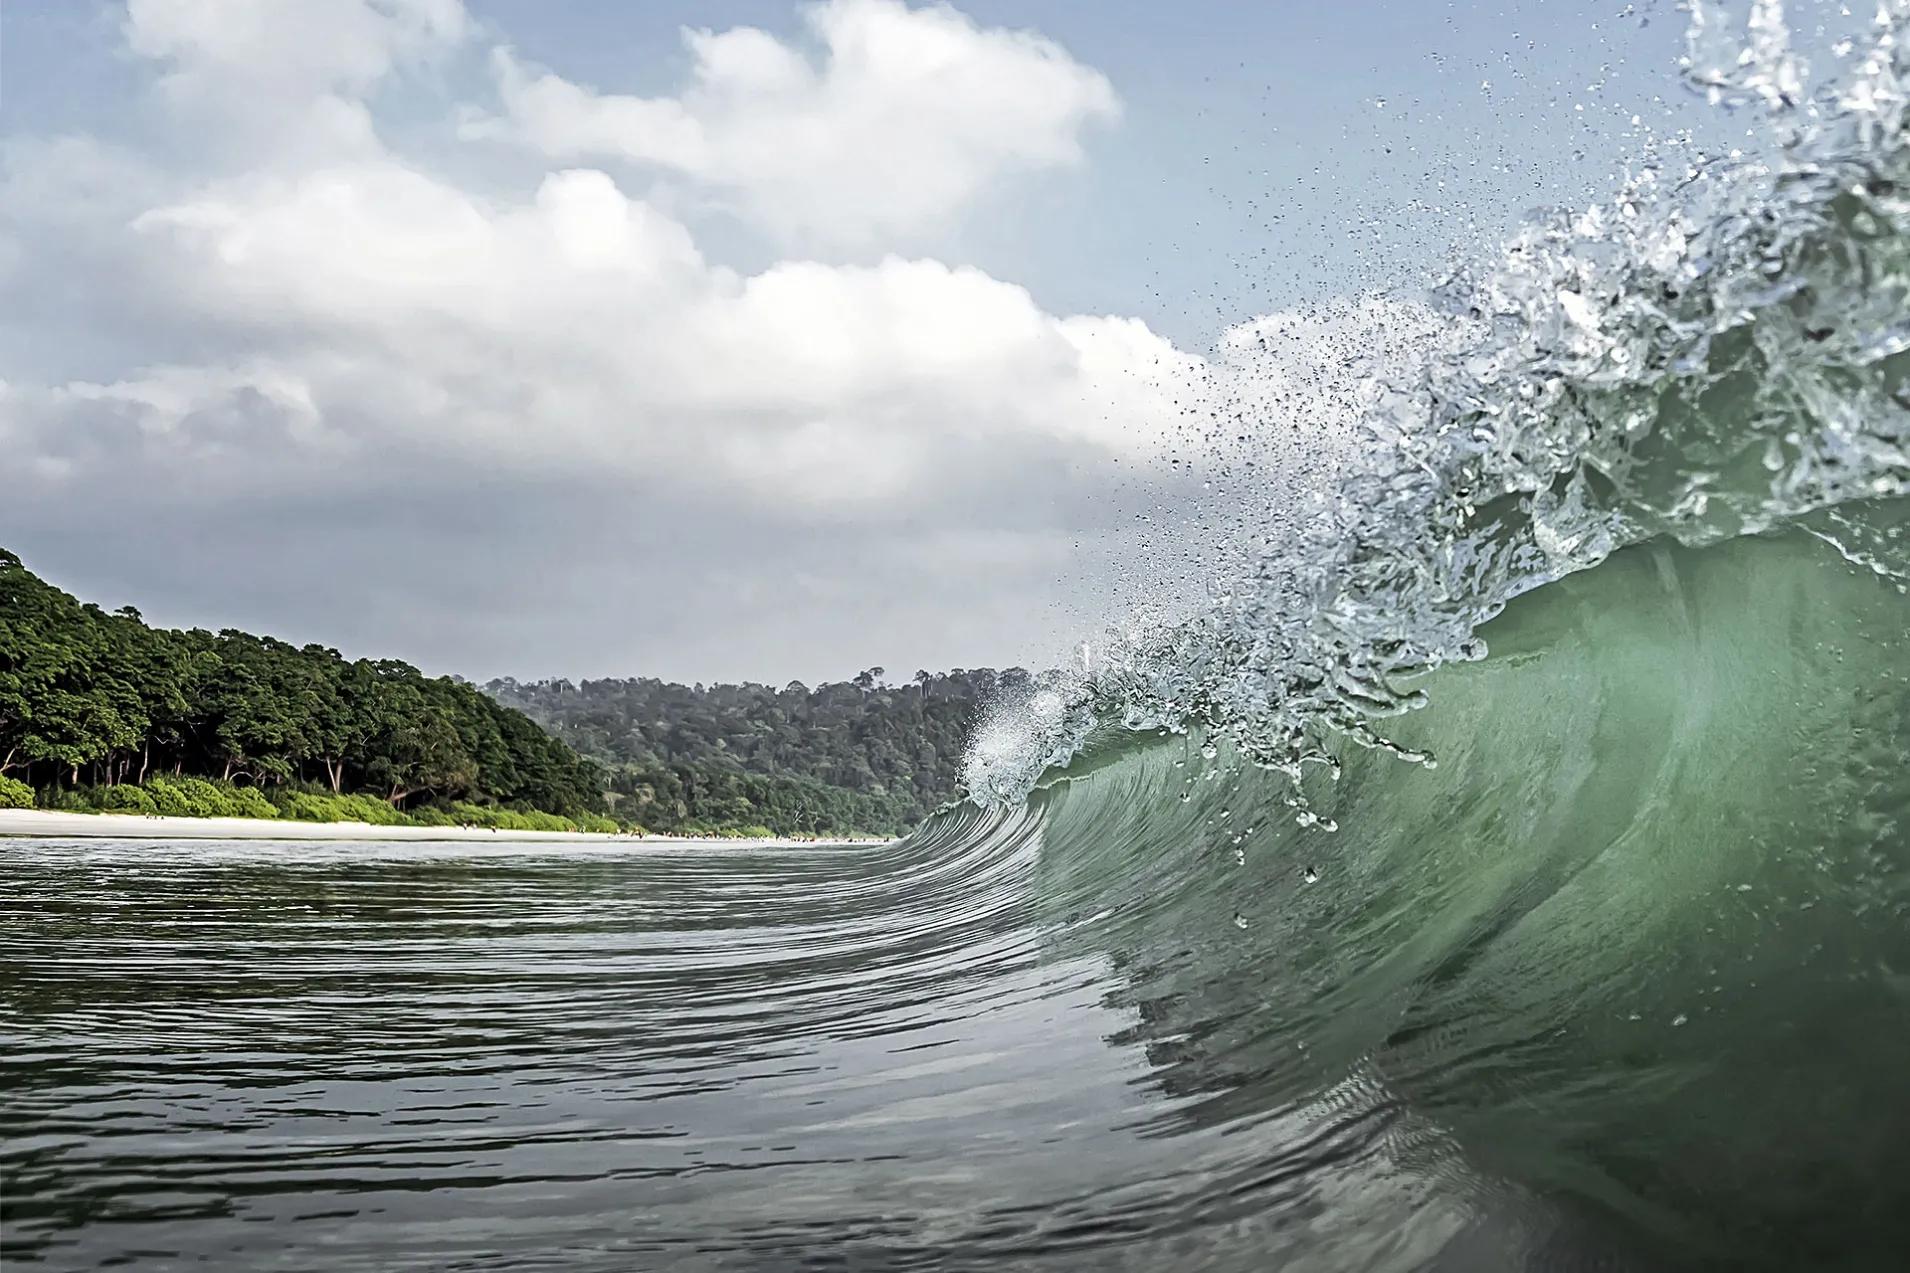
[968,0,1910,805]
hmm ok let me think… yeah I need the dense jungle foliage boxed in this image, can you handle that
[2,548,1014,837]
[0,548,604,820]
[487,668,1022,836]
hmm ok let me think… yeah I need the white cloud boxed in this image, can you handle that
[126,0,467,96]
[124,0,469,159]
[467,0,1121,245]
[1,0,1202,678]
[8,1,1168,510]
[49,157,1196,507]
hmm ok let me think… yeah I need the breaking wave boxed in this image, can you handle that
[967,0,1910,805]
[923,6,1910,1264]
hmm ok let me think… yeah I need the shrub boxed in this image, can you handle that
[351,795,410,825]
[271,789,410,825]
[268,788,328,821]
[0,774,35,809]
[194,779,247,817]
[221,785,280,820]
[447,801,505,828]
[143,775,194,817]
[142,774,251,818]
[406,806,461,827]
[574,813,620,834]
[90,785,160,815]
[449,802,541,830]
[148,775,199,816]
[443,802,594,833]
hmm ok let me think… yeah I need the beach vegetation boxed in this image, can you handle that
[1,548,605,826]
[0,773,33,809]
[488,668,1023,837]
[3,546,1001,840]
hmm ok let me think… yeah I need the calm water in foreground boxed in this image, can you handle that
[4,834,1370,1272]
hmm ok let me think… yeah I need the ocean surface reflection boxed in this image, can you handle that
[0,835,1488,1272]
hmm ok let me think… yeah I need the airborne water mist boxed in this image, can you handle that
[967,0,1910,806]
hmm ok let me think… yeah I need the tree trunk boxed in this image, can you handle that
[0,745,17,775]
[138,743,150,786]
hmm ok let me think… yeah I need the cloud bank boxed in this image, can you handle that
[472,0,1120,246]
[2,0,1208,682]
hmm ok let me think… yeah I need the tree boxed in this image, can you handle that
[485,664,1018,836]
[0,548,605,819]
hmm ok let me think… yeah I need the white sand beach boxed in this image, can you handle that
[0,808,878,847]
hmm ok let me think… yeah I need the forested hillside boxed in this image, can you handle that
[1,547,1019,838]
[0,548,603,820]
[486,669,1023,836]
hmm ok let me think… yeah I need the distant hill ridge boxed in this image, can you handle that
[485,668,1028,837]
[0,548,1021,837]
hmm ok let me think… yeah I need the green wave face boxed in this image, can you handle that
[991,515,1909,1267]
[941,13,1910,1262]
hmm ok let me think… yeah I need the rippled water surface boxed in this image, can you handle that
[0,834,1464,1272]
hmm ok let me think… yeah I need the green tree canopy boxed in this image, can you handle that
[0,549,603,817]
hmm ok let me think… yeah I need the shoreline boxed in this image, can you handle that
[0,808,888,847]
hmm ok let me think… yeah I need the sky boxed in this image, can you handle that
[0,0,1746,684]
